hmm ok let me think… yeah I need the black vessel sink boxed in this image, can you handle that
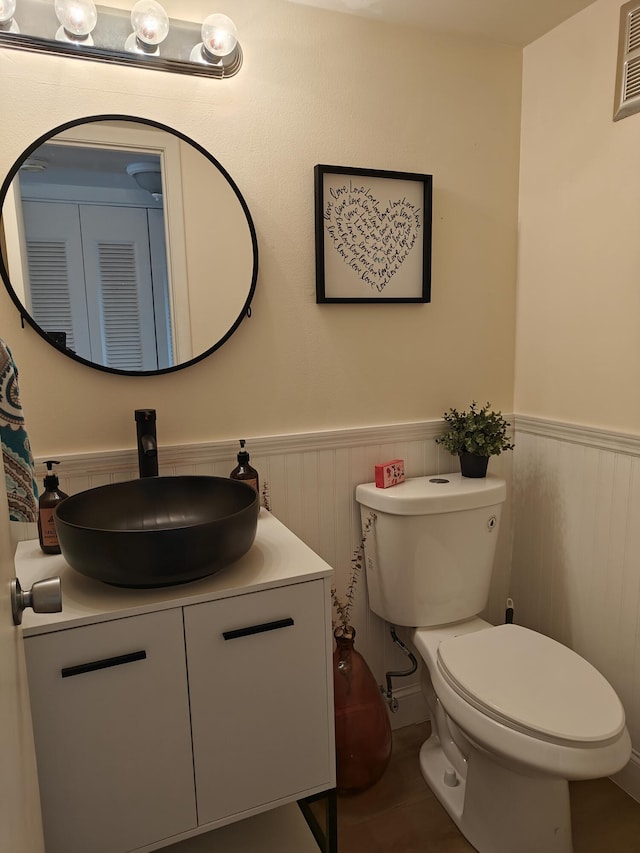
[54,476,259,588]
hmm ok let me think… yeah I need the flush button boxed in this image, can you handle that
[429,478,450,484]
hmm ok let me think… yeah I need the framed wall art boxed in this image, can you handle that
[314,164,432,304]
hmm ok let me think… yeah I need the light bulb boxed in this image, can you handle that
[0,0,16,23]
[124,0,169,56]
[201,13,237,58]
[54,0,97,44]
[0,0,19,32]
[190,13,237,65]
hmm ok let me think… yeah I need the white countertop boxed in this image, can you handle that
[15,510,333,637]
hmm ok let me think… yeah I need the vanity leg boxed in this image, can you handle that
[326,787,338,852]
[298,788,338,852]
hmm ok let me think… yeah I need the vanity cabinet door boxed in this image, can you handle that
[24,609,197,853]
[184,580,333,827]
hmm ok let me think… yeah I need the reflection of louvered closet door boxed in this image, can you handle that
[22,201,91,358]
[22,201,161,371]
[80,205,157,371]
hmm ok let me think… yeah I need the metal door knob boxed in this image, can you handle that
[11,577,62,625]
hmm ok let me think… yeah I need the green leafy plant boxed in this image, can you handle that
[436,401,514,457]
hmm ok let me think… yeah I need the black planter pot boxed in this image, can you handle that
[459,452,489,478]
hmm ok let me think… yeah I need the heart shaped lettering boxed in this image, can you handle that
[323,181,422,293]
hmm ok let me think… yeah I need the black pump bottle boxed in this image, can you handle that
[230,440,259,494]
[37,461,68,554]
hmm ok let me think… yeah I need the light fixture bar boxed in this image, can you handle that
[0,0,242,78]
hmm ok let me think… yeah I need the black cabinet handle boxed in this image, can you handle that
[223,617,294,641]
[61,650,147,678]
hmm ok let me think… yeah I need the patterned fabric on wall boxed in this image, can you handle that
[0,338,38,522]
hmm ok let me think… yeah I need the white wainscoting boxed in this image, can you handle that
[24,416,639,792]
[512,416,640,802]
[21,419,514,731]
[18,415,640,802]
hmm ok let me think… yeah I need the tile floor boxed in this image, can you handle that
[335,722,640,852]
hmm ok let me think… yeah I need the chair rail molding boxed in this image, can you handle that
[515,415,640,456]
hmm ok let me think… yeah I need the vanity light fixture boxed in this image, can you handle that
[54,0,98,45]
[124,0,169,56]
[190,12,238,67]
[0,0,242,79]
[0,0,19,33]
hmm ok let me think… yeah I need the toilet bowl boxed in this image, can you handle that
[409,618,630,853]
[355,474,632,853]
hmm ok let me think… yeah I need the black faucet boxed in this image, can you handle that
[135,409,158,478]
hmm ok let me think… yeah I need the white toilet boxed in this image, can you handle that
[355,473,631,853]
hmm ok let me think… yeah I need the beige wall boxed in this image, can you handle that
[514,0,640,798]
[516,0,640,433]
[0,0,520,459]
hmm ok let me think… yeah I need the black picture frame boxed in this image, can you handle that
[314,164,432,304]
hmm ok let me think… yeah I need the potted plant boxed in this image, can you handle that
[436,401,514,478]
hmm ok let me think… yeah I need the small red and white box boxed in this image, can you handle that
[375,459,405,489]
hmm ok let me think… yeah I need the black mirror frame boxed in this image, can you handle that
[0,114,259,377]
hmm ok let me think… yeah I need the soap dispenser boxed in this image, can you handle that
[230,439,259,493]
[38,460,68,554]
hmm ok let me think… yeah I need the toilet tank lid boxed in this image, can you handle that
[355,473,506,515]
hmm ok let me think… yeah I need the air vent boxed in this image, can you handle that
[614,0,640,120]
[629,7,640,48]
[625,54,640,99]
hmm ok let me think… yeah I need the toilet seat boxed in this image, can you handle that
[436,624,626,747]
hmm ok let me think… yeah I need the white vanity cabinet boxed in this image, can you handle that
[24,609,197,853]
[16,511,336,853]
[185,580,332,825]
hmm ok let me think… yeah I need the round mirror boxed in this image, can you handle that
[0,115,258,375]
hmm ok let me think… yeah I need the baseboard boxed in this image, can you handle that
[611,750,640,804]
[386,684,429,731]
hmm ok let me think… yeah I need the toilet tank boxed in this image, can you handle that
[355,474,507,628]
